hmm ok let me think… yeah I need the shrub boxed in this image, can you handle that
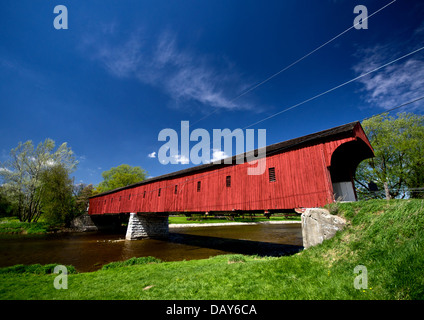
[227,254,246,263]
[0,263,76,274]
[325,200,341,215]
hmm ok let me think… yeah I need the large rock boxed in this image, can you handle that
[301,208,346,249]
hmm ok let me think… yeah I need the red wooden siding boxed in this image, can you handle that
[89,122,373,215]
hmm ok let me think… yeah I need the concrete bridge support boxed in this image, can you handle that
[125,213,169,240]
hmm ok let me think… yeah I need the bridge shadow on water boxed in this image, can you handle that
[166,232,304,257]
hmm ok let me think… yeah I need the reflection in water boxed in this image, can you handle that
[0,223,303,272]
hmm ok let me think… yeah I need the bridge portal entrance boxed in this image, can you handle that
[329,139,374,202]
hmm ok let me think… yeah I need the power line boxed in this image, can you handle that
[92,94,424,207]
[202,45,424,168]
[168,46,424,177]
[162,46,424,181]
[240,45,424,130]
[231,0,397,103]
[362,95,424,121]
[98,41,424,200]
[123,94,424,196]
[190,0,397,127]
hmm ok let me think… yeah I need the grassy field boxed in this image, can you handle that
[0,199,423,300]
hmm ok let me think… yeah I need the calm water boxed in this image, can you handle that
[0,223,303,272]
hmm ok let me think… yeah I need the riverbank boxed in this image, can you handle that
[1,199,423,299]
[0,217,58,234]
[0,215,300,234]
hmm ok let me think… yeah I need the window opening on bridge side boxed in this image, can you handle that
[269,167,276,182]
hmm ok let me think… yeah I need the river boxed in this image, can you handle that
[0,222,303,272]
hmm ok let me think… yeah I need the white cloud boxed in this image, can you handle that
[211,149,229,162]
[148,151,157,158]
[96,35,143,79]
[353,36,424,111]
[0,167,12,173]
[44,159,56,167]
[203,149,230,164]
[172,154,189,164]
[82,28,254,112]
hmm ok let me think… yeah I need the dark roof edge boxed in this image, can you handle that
[90,121,360,198]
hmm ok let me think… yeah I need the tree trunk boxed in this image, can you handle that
[384,182,391,200]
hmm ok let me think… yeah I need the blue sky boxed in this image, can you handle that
[1,0,423,185]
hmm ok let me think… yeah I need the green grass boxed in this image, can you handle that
[0,199,423,300]
[0,217,53,234]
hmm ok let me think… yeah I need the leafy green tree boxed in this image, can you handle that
[407,163,424,199]
[73,183,94,215]
[95,164,147,194]
[0,186,14,217]
[40,164,75,226]
[355,112,424,200]
[0,139,78,222]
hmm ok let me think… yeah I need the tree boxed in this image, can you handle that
[74,183,94,215]
[355,112,424,200]
[0,139,78,222]
[95,164,147,194]
[407,163,424,199]
[0,186,14,217]
[40,164,75,226]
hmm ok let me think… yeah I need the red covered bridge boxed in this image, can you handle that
[88,121,373,239]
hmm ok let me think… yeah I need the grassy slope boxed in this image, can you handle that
[0,199,423,300]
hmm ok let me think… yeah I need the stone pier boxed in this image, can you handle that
[125,213,169,240]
